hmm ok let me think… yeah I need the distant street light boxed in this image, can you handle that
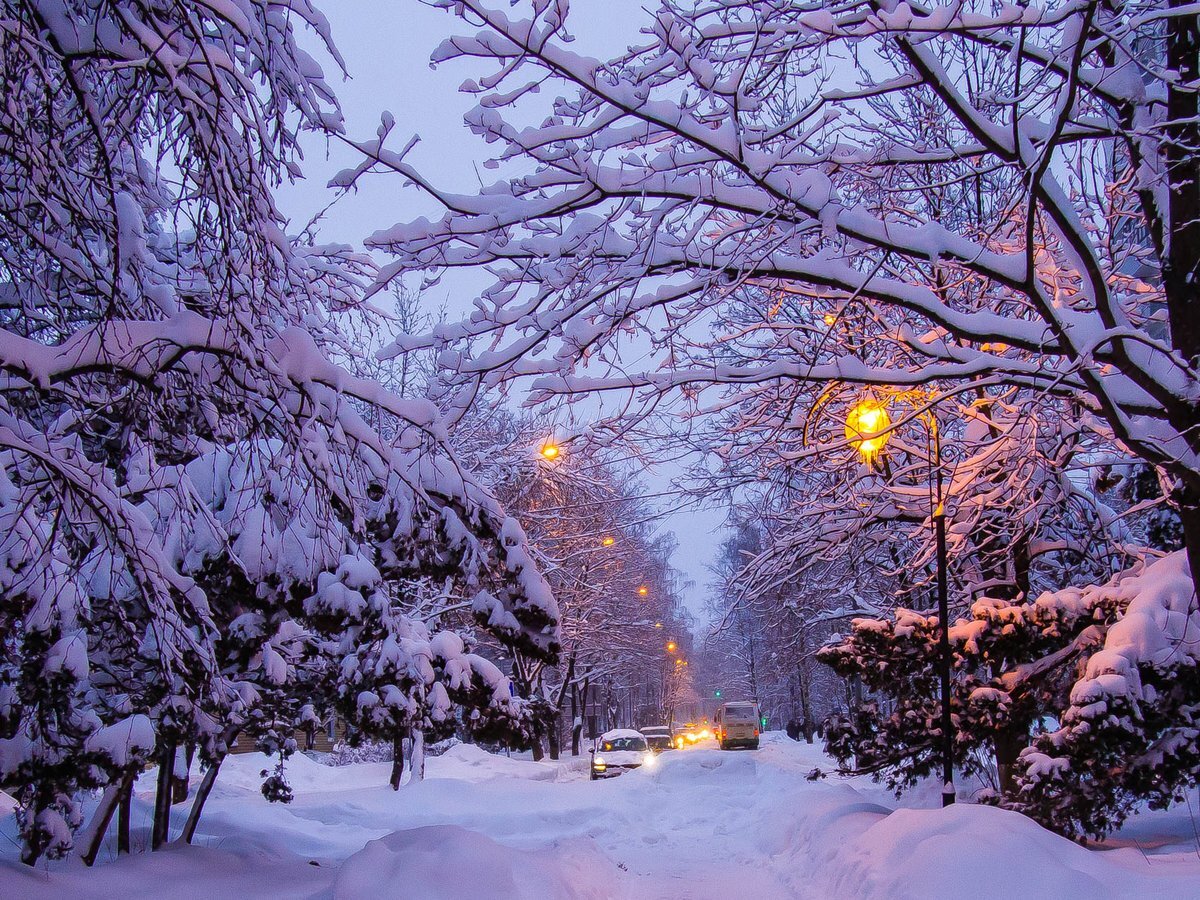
[653,622,663,629]
[601,536,616,547]
[666,641,677,653]
[637,585,649,597]
[675,658,684,667]
[539,440,561,460]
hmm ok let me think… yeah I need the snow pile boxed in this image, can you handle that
[334,825,617,900]
[3,737,1198,898]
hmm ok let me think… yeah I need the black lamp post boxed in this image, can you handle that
[847,395,955,807]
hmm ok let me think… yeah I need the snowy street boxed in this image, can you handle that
[4,735,1198,899]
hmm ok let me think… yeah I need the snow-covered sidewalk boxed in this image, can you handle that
[2,734,1197,898]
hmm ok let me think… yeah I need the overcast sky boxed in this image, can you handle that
[276,0,730,626]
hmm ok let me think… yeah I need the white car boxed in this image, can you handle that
[590,729,655,780]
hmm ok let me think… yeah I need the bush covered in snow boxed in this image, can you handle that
[820,552,1200,840]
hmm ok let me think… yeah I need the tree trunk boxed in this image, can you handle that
[152,740,176,849]
[799,666,815,744]
[1164,6,1200,596]
[172,743,192,805]
[179,725,240,844]
[1177,488,1200,605]
[570,685,580,756]
[78,771,134,866]
[389,731,406,791]
[117,777,132,855]
[547,714,561,760]
[530,719,545,761]
[180,758,220,845]
[994,727,1026,798]
[410,730,425,783]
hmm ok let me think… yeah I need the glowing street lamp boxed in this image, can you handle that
[844,398,892,462]
[653,622,663,629]
[666,640,677,653]
[675,657,684,667]
[844,390,955,807]
[539,440,561,461]
[601,536,616,547]
[637,585,649,597]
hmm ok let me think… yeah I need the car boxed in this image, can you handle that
[590,729,655,779]
[671,722,713,748]
[639,725,673,752]
[714,701,761,750]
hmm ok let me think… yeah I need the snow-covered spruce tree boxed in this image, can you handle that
[1006,552,1200,841]
[0,0,560,865]
[817,578,1126,800]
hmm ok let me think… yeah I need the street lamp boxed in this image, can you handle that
[539,440,561,460]
[846,393,955,808]
[601,536,616,547]
[637,585,649,597]
[666,640,677,653]
[844,398,892,463]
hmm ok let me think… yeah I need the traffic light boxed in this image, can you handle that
[760,716,768,729]
[714,689,722,698]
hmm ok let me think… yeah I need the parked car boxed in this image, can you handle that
[590,729,655,779]
[639,725,673,752]
[714,701,761,750]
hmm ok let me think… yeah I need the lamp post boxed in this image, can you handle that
[845,394,956,807]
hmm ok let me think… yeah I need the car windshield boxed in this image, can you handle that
[645,736,671,748]
[602,737,647,752]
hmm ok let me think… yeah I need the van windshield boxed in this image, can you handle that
[724,707,757,723]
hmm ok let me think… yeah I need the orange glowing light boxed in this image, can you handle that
[666,641,677,653]
[845,399,892,462]
[601,536,616,547]
[638,585,649,597]
[539,441,561,460]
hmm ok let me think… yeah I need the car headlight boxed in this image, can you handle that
[642,752,656,767]
[592,755,606,768]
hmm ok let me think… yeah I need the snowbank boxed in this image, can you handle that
[3,736,1197,898]
[335,825,617,900]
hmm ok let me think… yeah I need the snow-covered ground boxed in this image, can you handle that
[2,734,1197,899]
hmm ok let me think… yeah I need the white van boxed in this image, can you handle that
[714,701,761,750]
